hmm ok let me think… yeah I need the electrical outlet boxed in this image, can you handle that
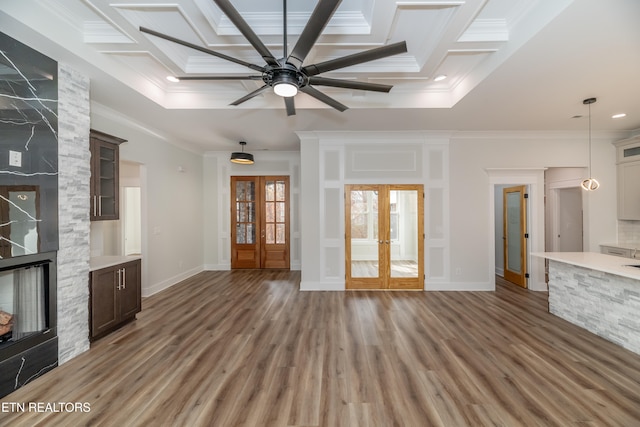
[9,150,22,167]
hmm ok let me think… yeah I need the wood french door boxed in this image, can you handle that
[345,184,424,290]
[231,176,290,269]
[503,185,528,288]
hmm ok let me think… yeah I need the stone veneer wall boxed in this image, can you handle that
[548,260,640,355]
[57,63,91,364]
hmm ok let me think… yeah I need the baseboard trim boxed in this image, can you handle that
[143,265,204,297]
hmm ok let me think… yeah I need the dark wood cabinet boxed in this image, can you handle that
[90,130,126,221]
[89,259,141,341]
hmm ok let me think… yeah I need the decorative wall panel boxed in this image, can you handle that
[0,31,58,259]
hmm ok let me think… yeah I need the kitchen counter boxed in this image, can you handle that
[532,251,640,355]
[533,251,640,280]
[90,255,142,271]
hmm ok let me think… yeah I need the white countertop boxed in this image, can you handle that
[90,255,142,272]
[532,252,640,281]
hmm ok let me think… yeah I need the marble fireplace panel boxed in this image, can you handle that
[0,30,58,259]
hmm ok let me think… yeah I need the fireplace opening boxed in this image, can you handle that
[0,252,56,361]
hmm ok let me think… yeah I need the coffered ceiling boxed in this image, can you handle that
[1,0,639,152]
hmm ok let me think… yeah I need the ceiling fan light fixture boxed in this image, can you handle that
[274,81,298,97]
[230,141,254,165]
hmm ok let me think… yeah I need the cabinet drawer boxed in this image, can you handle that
[600,246,632,258]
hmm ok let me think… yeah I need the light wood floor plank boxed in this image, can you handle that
[2,272,640,426]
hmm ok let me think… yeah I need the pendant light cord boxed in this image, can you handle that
[581,97,599,191]
[588,101,592,175]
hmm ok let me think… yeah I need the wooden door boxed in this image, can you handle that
[345,185,384,289]
[503,185,528,288]
[231,176,290,269]
[345,185,424,290]
[261,177,290,268]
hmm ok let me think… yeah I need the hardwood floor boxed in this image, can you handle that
[2,271,640,426]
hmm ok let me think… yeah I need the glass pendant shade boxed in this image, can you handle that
[581,177,599,191]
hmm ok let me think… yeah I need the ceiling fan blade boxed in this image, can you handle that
[140,27,264,73]
[309,76,393,93]
[287,0,342,69]
[213,0,280,67]
[230,85,271,106]
[284,96,296,116]
[302,41,407,76]
[300,85,347,112]
[176,76,263,81]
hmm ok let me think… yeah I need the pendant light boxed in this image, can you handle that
[230,141,254,165]
[581,97,599,191]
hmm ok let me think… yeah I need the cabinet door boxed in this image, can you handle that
[618,161,640,220]
[119,260,141,320]
[90,267,119,338]
[90,139,120,220]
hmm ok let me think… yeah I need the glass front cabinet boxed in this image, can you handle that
[90,130,126,221]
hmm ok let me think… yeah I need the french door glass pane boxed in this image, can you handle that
[235,180,256,244]
[246,223,255,244]
[276,202,285,223]
[236,181,245,201]
[266,224,274,244]
[236,223,245,244]
[265,181,275,201]
[351,189,379,278]
[390,190,419,278]
[266,202,275,222]
[506,191,522,273]
[276,224,285,244]
[264,180,286,246]
[276,181,285,201]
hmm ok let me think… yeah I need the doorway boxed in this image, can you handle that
[556,187,583,252]
[503,185,528,288]
[345,184,424,290]
[231,176,290,269]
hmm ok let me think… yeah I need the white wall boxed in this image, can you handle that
[299,130,620,292]
[450,132,619,291]
[202,151,301,270]
[90,108,204,297]
[298,131,450,291]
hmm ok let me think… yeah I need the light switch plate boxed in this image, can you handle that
[9,150,22,167]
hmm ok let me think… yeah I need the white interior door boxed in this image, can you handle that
[557,187,583,252]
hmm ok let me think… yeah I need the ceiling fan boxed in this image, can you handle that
[140,0,407,116]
